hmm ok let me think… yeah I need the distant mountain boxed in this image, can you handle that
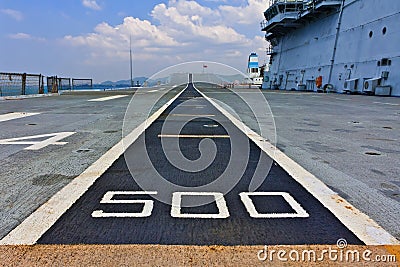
[99,77,148,86]
[100,80,114,86]
[217,74,249,83]
[96,74,247,88]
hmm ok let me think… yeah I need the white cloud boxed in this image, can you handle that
[82,0,101,11]
[64,0,267,80]
[117,11,126,17]
[8,32,45,42]
[219,0,265,25]
[8,33,31,39]
[151,2,249,44]
[65,17,179,50]
[0,8,23,21]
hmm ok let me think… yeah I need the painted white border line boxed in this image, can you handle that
[0,93,59,101]
[170,114,215,117]
[0,112,40,122]
[194,85,400,245]
[158,134,230,138]
[373,102,400,106]
[0,86,186,245]
[88,95,128,102]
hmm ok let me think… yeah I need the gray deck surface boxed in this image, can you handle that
[0,86,398,242]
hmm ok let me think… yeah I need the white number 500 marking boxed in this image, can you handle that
[92,191,309,219]
[91,191,158,218]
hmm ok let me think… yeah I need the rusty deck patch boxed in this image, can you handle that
[0,245,398,266]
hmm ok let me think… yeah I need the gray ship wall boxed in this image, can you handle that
[268,0,400,96]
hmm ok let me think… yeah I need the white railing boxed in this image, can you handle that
[271,0,339,6]
[272,0,305,3]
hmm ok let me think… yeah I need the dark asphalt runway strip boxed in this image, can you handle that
[35,84,363,245]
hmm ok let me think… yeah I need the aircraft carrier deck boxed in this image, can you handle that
[0,85,399,265]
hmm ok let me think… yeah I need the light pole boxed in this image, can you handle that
[130,36,134,88]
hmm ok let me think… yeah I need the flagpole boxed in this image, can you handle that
[202,64,207,74]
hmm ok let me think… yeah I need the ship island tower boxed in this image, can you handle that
[261,0,400,96]
[247,52,264,86]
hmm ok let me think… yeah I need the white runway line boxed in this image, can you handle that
[0,132,75,150]
[373,102,399,106]
[180,105,207,107]
[88,95,128,102]
[158,134,230,138]
[0,87,186,245]
[0,93,59,101]
[0,112,40,122]
[170,114,215,117]
[195,85,400,246]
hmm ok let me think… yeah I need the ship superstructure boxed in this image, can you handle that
[247,52,264,86]
[261,0,400,96]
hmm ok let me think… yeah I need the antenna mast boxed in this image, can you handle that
[130,36,133,87]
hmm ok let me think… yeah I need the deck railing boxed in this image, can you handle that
[0,72,44,97]
[262,0,342,31]
[0,72,92,97]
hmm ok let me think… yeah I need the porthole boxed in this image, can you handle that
[369,31,373,38]
[382,27,387,35]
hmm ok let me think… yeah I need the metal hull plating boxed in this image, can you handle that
[262,0,400,96]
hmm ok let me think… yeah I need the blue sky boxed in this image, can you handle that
[0,0,268,82]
